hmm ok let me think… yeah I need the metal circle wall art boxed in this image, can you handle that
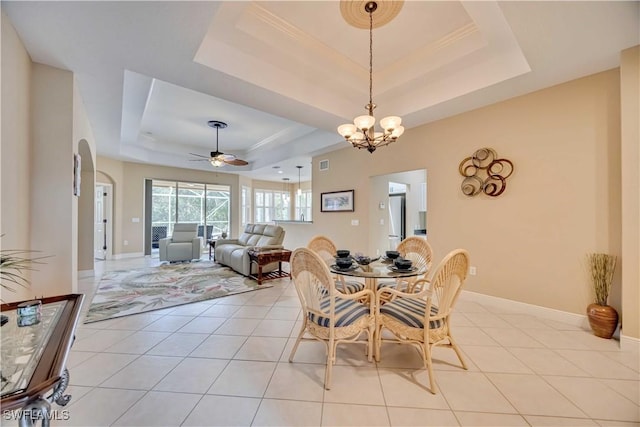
[459,148,514,197]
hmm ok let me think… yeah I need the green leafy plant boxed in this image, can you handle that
[0,236,50,299]
[586,253,617,306]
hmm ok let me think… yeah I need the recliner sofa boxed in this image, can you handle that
[214,224,285,276]
[159,223,202,262]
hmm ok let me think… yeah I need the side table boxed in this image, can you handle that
[1,294,84,425]
[247,249,292,285]
[208,239,217,261]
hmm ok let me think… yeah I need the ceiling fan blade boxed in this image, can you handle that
[188,158,210,162]
[189,152,210,159]
[223,158,249,166]
[218,153,236,161]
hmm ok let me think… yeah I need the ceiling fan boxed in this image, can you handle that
[190,120,249,167]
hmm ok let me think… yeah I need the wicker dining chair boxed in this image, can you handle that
[375,248,470,394]
[378,236,434,295]
[307,235,365,294]
[289,247,375,390]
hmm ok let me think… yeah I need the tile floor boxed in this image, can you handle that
[44,256,640,426]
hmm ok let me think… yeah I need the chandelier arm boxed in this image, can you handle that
[368,8,373,113]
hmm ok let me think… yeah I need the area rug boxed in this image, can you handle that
[84,261,271,323]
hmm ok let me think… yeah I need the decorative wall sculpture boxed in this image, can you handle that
[459,148,513,197]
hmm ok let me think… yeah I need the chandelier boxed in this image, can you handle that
[337,1,404,153]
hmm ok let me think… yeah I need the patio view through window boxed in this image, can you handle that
[152,180,230,247]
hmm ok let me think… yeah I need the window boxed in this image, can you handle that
[241,185,252,226]
[254,189,290,222]
[295,190,312,221]
[151,180,230,247]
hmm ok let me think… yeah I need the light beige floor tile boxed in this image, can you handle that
[71,329,135,352]
[147,332,207,356]
[436,371,517,413]
[216,293,256,305]
[69,353,138,386]
[378,368,450,409]
[252,319,296,337]
[101,355,181,389]
[487,373,586,417]
[208,360,277,397]
[375,342,425,369]
[600,378,640,404]
[112,390,200,426]
[274,296,301,308]
[324,366,385,405]
[181,395,261,426]
[465,312,513,328]
[178,316,225,333]
[66,351,97,369]
[507,347,589,376]
[454,300,491,313]
[142,315,194,332]
[215,317,261,335]
[282,337,329,364]
[452,326,500,346]
[523,329,590,350]
[497,313,554,330]
[483,327,546,348]
[601,351,640,372]
[455,411,529,426]
[322,403,390,426]
[59,388,145,426]
[190,334,247,359]
[387,407,459,426]
[201,303,242,316]
[104,331,171,354]
[245,294,281,307]
[264,306,301,320]
[334,342,375,367]
[555,349,640,380]
[166,301,212,316]
[431,346,478,372]
[524,415,600,426]
[450,313,474,327]
[542,319,585,331]
[252,398,322,427]
[594,421,640,427]
[234,336,288,361]
[544,376,640,422]
[264,361,325,401]
[153,357,228,393]
[232,305,271,319]
[462,345,533,373]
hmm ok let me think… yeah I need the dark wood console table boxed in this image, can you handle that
[247,249,292,285]
[1,294,84,425]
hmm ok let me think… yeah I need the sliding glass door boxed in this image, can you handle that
[151,180,230,249]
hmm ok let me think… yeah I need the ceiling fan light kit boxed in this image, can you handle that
[337,0,405,154]
[190,120,248,168]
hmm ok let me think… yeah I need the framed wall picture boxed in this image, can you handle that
[320,190,354,212]
[73,153,81,196]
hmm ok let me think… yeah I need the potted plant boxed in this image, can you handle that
[586,253,618,339]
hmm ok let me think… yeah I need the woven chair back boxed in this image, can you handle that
[291,247,336,318]
[428,249,470,319]
[307,235,338,267]
[397,236,433,273]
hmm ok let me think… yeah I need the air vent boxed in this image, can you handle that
[319,159,329,171]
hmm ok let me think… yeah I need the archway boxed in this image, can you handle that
[77,139,95,276]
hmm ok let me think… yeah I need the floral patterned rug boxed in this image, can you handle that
[84,261,271,323]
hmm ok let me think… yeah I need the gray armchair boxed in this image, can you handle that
[159,223,202,263]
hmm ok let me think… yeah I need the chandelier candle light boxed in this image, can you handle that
[337,1,404,153]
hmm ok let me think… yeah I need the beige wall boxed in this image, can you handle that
[620,46,640,340]
[1,11,32,301]
[2,12,96,300]
[314,69,628,328]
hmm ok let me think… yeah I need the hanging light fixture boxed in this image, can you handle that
[337,1,404,153]
[296,166,303,196]
[282,177,290,203]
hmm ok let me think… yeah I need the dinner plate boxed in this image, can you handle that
[387,265,418,273]
[331,264,358,272]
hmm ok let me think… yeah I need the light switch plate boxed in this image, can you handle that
[351,219,359,226]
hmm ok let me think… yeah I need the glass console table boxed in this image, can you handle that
[1,294,83,426]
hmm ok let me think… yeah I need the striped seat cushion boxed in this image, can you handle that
[308,297,370,327]
[339,280,366,294]
[380,298,442,329]
[377,280,397,291]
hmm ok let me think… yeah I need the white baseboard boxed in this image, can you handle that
[113,252,144,260]
[78,269,94,279]
[461,290,588,328]
[620,334,640,353]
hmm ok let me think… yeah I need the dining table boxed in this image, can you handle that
[330,257,426,292]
